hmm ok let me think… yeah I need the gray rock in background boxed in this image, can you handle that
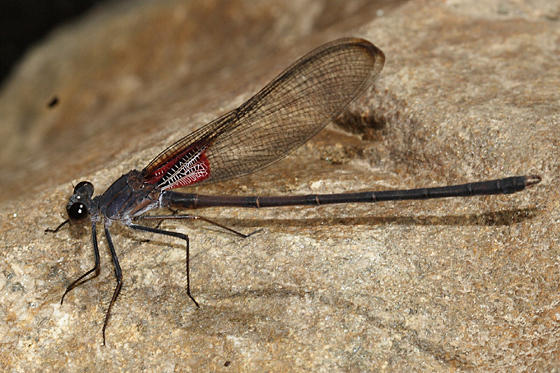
[0,0,558,371]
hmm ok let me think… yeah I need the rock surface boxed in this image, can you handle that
[0,0,558,371]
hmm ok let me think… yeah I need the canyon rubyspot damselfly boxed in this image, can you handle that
[49,38,541,345]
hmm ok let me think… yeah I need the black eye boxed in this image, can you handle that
[74,181,94,195]
[67,202,88,220]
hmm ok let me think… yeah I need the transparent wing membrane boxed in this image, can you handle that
[142,38,385,188]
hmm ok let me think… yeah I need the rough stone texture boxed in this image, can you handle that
[1,0,558,371]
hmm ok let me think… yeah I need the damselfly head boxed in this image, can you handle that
[66,181,94,220]
[73,181,94,195]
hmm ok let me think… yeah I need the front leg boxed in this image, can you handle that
[102,224,122,346]
[61,221,101,305]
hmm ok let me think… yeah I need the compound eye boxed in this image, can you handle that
[67,202,88,220]
[73,181,94,195]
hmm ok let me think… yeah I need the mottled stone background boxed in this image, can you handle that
[0,0,558,371]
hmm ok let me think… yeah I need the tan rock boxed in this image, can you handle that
[0,0,557,371]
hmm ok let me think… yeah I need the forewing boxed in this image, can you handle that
[142,38,384,189]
